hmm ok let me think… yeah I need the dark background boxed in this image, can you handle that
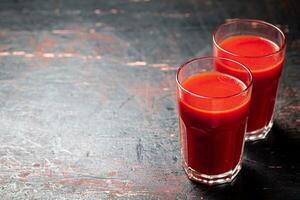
[0,0,299,199]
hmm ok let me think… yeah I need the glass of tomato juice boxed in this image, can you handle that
[213,19,287,141]
[176,57,253,185]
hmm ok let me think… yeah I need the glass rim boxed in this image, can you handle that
[213,19,287,58]
[176,56,253,99]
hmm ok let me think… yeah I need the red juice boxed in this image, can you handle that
[215,35,284,132]
[178,72,251,175]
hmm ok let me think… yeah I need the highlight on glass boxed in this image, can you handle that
[213,19,286,141]
[176,57,253,185]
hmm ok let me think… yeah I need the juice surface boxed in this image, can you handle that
[178,72,250,175]
[217,35,283,132]
[219,35,279,71]
[182,72,245,98]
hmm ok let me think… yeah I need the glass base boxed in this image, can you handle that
[182,161,242,186]
[245,120,273,141]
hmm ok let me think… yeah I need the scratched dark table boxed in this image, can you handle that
[0,0,299,199]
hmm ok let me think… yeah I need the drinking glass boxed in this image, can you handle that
[213,19,286,141]
[176,57,253,185]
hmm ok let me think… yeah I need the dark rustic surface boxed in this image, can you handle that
[0,0,299,199]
